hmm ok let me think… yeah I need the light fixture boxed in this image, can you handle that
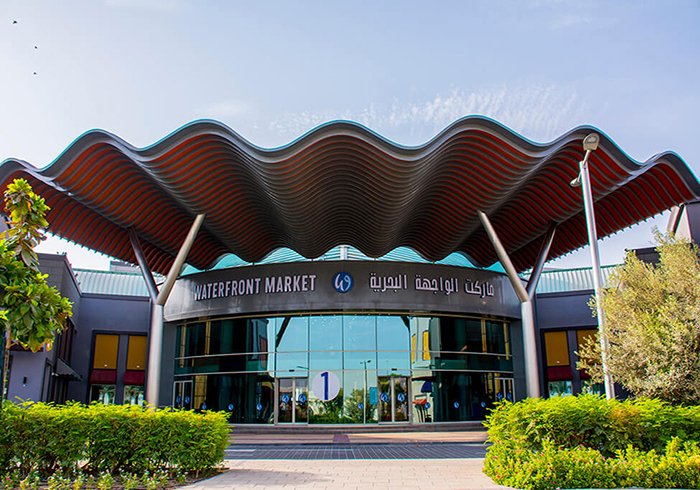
[571,132,615,400]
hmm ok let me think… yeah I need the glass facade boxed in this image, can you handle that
[174,314,513,424]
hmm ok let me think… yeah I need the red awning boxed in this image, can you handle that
[89,369,117,385]
[123,370,145,385]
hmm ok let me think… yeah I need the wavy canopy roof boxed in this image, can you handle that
[0,117,698,275]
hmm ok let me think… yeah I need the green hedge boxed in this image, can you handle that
[483,395,700,489]
[0,402,230,477]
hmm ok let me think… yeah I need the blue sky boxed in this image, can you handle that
[1,0,698,270]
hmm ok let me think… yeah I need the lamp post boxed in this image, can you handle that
[570,133,615,400]
[361,360,372,424]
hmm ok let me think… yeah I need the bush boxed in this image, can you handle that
[0,401,229,478]
[484,395,700,489]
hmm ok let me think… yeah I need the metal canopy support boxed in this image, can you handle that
[128,214,206,408]
[128,228,158,302]
[526,224,557,300]
[156,213,206,306]
[477,210,540,398]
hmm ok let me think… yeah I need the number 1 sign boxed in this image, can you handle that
[311,371,341,401]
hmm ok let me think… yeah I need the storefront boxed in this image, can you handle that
[165,252,521,424]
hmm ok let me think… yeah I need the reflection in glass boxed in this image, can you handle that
[91,384,115,404]
[377,316,410,375]
[173,314,514,424]
[309,316,342,371]
[124,385,144,406]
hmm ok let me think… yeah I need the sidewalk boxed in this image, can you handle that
[183,458,509,489]
[230,429,489,445]
[184,430,505,489]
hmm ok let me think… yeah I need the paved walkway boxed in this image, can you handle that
[227,442,487,459]
[231,429,488,445]
[184,459,509,489]
[184,430,509,489]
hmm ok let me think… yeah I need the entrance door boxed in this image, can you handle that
[378,376,410,423]
[276,378,308,424]
[495,377,514,403]
[172,380,192,409]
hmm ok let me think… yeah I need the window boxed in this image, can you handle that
[126,335,147,371]
[93,334,119,369]
[91,384,116,404]
[548,380,573,397]
[422,330,430,361]
[124,385,145,406]
[411,334,417,363]
[575,330,597,360]
[544,331,569,367]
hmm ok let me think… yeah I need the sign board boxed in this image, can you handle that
[165,261,520,322]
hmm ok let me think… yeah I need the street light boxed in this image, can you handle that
[570,132,615,400]
[360,360,372,424]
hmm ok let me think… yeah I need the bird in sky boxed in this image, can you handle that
[12,20,17,24]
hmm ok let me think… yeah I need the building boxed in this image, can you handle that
[1,118,698,425]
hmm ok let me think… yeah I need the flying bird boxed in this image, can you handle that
[12,20,18,24]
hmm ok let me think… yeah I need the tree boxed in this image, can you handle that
[577,232,700,404]
[0,179,73,400]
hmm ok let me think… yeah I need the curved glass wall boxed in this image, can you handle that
[173,314,513,424]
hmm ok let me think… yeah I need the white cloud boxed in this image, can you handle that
[204,99,250,119]
[267,84,590,145]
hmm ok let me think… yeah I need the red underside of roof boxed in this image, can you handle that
[0,118,698,275]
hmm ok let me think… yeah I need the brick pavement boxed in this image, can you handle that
[183,430,508,489]
[183,459,509,489]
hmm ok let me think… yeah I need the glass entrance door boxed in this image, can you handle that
[495,377,514,403]
[172,380,192,409]
[276,377,308,424]
[378,376,410,422]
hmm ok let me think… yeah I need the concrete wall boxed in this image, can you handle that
[535,291,596,330]
[6,254,81,403]
[68,294,150,403]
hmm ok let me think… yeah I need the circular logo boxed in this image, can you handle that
[256,403,263,411]
[453,401,460,409]
[425,402,431,409]
[298,393,307,404]
[332,272,353,293]
[358,402,364,410]
[380,392,389,403]
[281,394,290,404]
[184,396,191,404]
[228,403,234,411]
[397,393,406,403]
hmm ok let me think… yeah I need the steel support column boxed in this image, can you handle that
[477,210,541,398]
[128,228,158,302]
[526,224,557,300]
[128,214,206,408]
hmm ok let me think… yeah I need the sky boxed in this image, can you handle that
[0,0,698,271]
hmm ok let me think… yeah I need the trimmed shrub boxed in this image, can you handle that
[484,395,700,489]
[0,401,229,478]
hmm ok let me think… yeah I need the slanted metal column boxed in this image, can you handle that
[129,214,206,408]
[128,228,159,302]
[526,224,557,300]
[478,211,549,399]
